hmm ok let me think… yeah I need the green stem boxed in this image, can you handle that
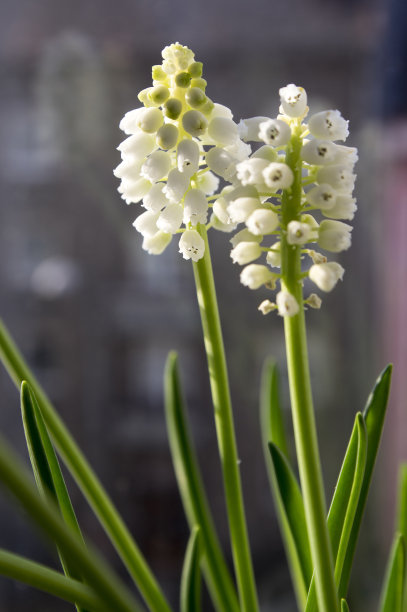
[192,226,259,612]
[0,318,172,612]
[0,549,110,612]
[281,127,339,612]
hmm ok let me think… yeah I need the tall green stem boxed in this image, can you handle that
[281,126,339,612]
[193,226,259,612]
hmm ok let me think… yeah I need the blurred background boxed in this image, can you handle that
[0,0,405,610]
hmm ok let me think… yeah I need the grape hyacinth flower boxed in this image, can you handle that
[226,84,357,315]
[114,43,250,261]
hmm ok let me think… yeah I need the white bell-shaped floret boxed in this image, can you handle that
[309,262,345,292]
[205,147,238,179]
[317,165,356,194]
[238,117,270,142]
[246,209,279,235]
[133,211,159,237]
[182,110,208,137]
[236,158,269,186]
[306,184,337,210]
[119,177,152,204]
[163,168,190,202]
[308,110,349,142]
[258,119,291,147]
[177,139,200,176]
[266,242,281,267]
[230,241,262,265]
[302,140,339,166]
[227,197,260,223]
[157,203,184,233]
[142,231,172,255]
[179,229,205,261]
[331,144,358,166]
[240,264,275,289]
[276,290,300,316]
[196,171,220,195]
[142,183,168,212]
[287,220,313,245]
[317,220,352,252]
[213,197,232,225]
[225,139,252,161]
[113,159,142,180]
[119,108,144,134]
[140,150,171,182]
[156,124,179,150]
[118,133,157,161]
[252,145,278,163]
[183,189,208,225]
[321,195,357,220]
[208,117,239,145]
[279,84,307,118]
[262,162,294,191]
[209,103,233,120]
[230,228,263,247]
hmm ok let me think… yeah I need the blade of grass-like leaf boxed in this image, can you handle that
[306,413,367,612]
[339,365,392,598]
[379,533,405,612]
[0,317,172,612]
[0,428,143,612]
[0,549,110,611]
[180,527,201,612]
[21,382,87,611]
[260,360,310,610]
[164,352,239,612]
[396,464,407,612]
[341,599,350,612]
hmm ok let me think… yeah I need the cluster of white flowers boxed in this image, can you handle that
[114,43,251,262]
[218,84,357,316]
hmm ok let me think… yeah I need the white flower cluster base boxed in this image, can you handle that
[115,46,357,316]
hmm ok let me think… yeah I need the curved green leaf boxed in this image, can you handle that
[164,352,239,612]
[180,527,201,612]
[396,464,407,612]
[261,359,290,459]
[341,598,350,612]
[339,365,392,598]
[379,533,405,612]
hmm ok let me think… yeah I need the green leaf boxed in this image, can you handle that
[339,365,392,598]
[164,352,239,612]
[21,382,87,611]
[260,359,310,610]
[306,413,367,612]
[396,464,407,612]
[379,533,405,612]
[341,598,350,612]
[180,527,201,612]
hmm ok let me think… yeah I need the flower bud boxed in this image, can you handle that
[308,110,349,141]
[317,220,352,252]
[188,61,203,77]
[190,77,207,90]
[185,87,207,108]
[182,110,208,137]
[276,290,300,316]
[309,262,344,291]
[177,139,200,175]
[183,189,208,225]
[136,108,164,133]
[262,162,294,190]
[279,84,307,118]
[240,264,275,289]
[179,229,205,261]
[142,231,172,255]
[205,147,237,179]
[175,71,192,87]
[258,119,291,146]
[157,203,183,233]
[230,241,262,264]
[163,98,183,120]
[149,85,170,105]
[156,123,179,150]
[246,209,279,235]
[152,65,167,82]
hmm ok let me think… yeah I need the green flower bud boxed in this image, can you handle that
[188,62,203,78]
[163,98,183,120]
[138,87,154,107]
[156,123,179,150]
[175,71,192,88]
[182,110,208,137]
[149,85,170,105]
[200,98,215,116]
[185,87,207,109]
[190,77,207,90]
[152,65,167,82]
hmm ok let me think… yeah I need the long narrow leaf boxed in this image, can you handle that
[260,360,310,609]
[180,527,201,612]
[0,431,142,612]
[341,599,350,612]
[0,317,172,612]
[0,548,109,611]
[379,533,405,612]
[306,413,367,612]
[21,382,87,611]
[396,464,407,612]
[339,365,392,598]
[164,352,239,612]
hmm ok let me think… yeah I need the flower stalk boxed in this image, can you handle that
[192,225,259,612]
